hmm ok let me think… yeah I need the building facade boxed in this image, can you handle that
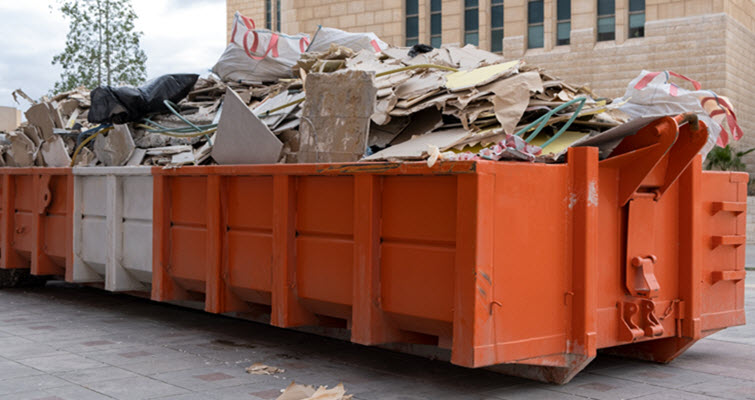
[0,106,21,133]
[227,0,755,166]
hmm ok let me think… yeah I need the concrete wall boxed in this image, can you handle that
[0,106,21,133]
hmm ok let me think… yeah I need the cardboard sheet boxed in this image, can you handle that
[445,60,520,92]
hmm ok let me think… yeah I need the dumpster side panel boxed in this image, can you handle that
[700,170,747,332]
[73,168,153,291]
[380,175,456,339]
[39,174,71,274]
[153,174,208,304]
[490,163,571,363]
[295,176,354,319]
[72,175,108,282]
[1,173,30,270]
[120,174,154,287]
[224,176,274,307]
[13,175,34,256]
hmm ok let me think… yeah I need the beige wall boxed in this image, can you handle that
[0,107,21,133]
[227,0,755,171]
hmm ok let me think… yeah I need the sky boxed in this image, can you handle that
[0,0,227,110]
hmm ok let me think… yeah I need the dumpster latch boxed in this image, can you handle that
[629,255,660,298]
[618,298,665,342]
[38,175,52,215]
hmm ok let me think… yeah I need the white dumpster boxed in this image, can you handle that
[72,167,153,292]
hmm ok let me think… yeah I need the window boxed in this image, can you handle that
[406,0,419,46]
[527,0,544,49]
[276,0,281,32]
[556,0,570,45]
[265,0,272,30]
[597,0,615,41]
[628,0,645,38]
[464,0,479,45]
[491,0,504,53]
[430,0,442,48]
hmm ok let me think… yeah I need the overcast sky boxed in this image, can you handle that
[0,0,226,110]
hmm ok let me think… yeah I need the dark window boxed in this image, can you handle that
[491,0,504,53]
[265,0,272,30]
[628,0,645,38]
[276,0,281,32]
[556,0,570,45]
[597,0,615,41]
[527,0,544,49]
[406,0,419,46]
[464,0,479,45]
[431,0,442,48]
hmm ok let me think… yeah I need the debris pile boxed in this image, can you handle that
[246,362,285,375]
[3,11,743,168]
[276,382,352,400]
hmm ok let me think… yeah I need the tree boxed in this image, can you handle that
[51,0,147,93]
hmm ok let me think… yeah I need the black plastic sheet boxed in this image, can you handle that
[88,74,199,124]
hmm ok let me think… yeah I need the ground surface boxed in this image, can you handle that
[0,261,752,399]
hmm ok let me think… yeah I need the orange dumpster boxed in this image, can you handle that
[151,116,745,383]
[0,168,74,278]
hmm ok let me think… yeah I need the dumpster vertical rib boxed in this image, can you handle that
[71,174,94,282]
[272,175,316,327]
[352,174,398,345]
[64,172,74,282]
[452,170,495,367]
[734,171,748,317]
[151,172,171,301]
[567,147,599,359]
[105,175,121,290]
[680,156,702,340]
[1,174,23,270]
[32,173,61,276]
[206,174,224,313]
[31,173,43,275]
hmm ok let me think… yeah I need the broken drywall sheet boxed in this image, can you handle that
[75,147,96,166]
[126,148,147,166]
[447,44,508,69]
[212,87,283,165]
[25,103,56,139]
[170,150,195,166]
[364,127,468,161]
[394,72,445,100]
[40,136,72,167]
[299,70,377,163]
[254,90,305,130]
[93,124,136,166]
[7,131,36,167]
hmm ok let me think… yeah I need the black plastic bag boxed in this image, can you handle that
[88,74,199,124]
[408,44,433,58]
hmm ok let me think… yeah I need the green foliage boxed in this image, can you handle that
[704,145,755,172]
[51,0,147,94]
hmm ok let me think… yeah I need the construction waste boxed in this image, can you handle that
[2,12,743,168]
